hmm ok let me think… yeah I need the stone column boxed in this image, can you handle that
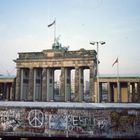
[111,83,115,102]
[15,68,21,101]
[9,83,13,101]
[6,83,11,100]
[33,69,36,101]
[33,68,42,101]
[60,67,65,101]
[137,82,140,102]
[89,66,95,102]
[28,68,34,101]
[20,69,24,100]
[74,67,80,102]
[46,69,49,101]
[65,68,71,102]
[131,83,135,102]
[133,82,140,103]
[99,82,102,102]
[127,82,131,102]
[117,82,121,102]
[42,68,47,101]
[73,67,85,102]
[107,82,111,102]
[79,68,84,102]
[3,83,7,100]
[47,68,54,101]
[12,78,16,100]
[5,83,8,100]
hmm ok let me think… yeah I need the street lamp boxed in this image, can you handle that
[90,41,105,103]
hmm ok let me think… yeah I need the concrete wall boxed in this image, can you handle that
[0,102,140,138]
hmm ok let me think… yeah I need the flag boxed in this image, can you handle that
[112,57,118,67]
[48,20,55,27]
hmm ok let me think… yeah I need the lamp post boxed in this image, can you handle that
[90,41,105,103]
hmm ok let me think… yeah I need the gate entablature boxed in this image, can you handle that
[15,49,97,68]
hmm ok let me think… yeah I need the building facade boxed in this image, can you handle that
[14,45,97,102]
[98,76,140,103]
[0,75,16,101]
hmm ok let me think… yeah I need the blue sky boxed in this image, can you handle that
[0,0,140,75]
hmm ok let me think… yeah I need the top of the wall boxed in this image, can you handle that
[0,101,140,109]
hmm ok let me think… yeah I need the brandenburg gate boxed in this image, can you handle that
[14,42,97,102]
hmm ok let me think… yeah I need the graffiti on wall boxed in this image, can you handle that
[110,110,140,133]
[0,109,24,132]
[28,109,44,128]
[49,114,67,130]
[0,108,140,138]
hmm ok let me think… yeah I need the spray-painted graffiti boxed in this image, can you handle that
[49,114,67,130]
[0,107,140,138]
[67,115,109,135]
[28,109,44,128]
[110,110,136,133]
[0,109,23,132]
[68,115,91,134]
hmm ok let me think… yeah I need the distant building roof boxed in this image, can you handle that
[0,75,16,79]
[99,74,140,78]
[0,75,16,83]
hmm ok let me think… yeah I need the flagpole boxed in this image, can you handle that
[54,19,56,43]
[117,57,121,102]
[48,19,56,44]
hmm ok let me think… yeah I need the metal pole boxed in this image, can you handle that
[117,58,121,102]
[90,41,105,103]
